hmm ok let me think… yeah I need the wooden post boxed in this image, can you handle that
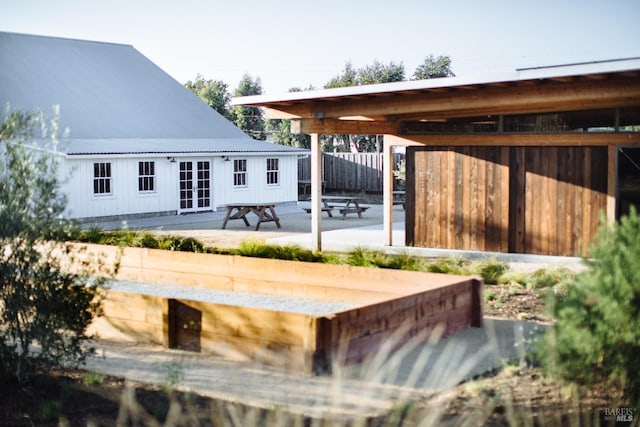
[607,144,617,224]
[383,137,394,246]
[311,133,322,251]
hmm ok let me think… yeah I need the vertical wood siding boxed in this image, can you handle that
[513,146,607,256]
[406,147,510,252]
[406,146,607,256]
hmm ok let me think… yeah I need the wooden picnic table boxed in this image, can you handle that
[221,203,281,231]
[321,195,369,219]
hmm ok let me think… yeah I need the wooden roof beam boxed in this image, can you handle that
[291,118,398,135]
[386,132,640,147]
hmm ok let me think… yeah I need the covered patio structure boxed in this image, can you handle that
[233,59,640,256]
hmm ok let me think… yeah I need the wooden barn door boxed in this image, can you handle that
[406,147,511,252]
[406,145,608,256]
[511,146,607,256]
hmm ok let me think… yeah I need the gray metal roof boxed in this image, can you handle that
[0,32,303,156]
[64,138,307,156]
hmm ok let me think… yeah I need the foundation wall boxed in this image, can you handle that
[318,279,482,367]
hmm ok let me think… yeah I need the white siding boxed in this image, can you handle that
[61,157,177,219]
[212,155,298,207]
[59,154,298,219]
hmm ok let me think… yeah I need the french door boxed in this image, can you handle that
[179,160,211,213]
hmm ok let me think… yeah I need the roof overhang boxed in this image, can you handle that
[60,138,308,156]
[232,58,640,136]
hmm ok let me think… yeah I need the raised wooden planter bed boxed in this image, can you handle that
[75,243,483,374]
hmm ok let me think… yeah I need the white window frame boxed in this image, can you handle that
[266,158,280,186]
[138,161,156,193]
[93,162,112,195]
[233,159,248,188]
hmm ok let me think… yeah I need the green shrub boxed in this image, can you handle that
[155,235,205,252]
[157,236,182,250]
[425,256,469,275]
[83,371,105,386]
[175,236,205,252]
[76,226,104,243]
[524,266,576,289]
[138,233,160,249]
[234,240,323,262]
[385,252,428,271]
[346,247,390,268]
[533,207,640,405]
[319,252,347,265]
[472,257,509,284]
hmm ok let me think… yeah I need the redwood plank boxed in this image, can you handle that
[462,147,471,249]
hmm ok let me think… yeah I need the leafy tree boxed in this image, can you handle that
[534,207,640,405]
[184,74,233,121]
[412,54,455,79]
[266,118,310,148]
[232,73,266,140]
[0,108,114,382]
[325,60,406,152]
[265,86,313,149]
[325,60,405,89]
[358,59,405,85]
[325,62,358,89]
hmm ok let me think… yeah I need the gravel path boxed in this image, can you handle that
[110,280,355,316]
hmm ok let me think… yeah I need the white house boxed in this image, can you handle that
[0,32,305,220]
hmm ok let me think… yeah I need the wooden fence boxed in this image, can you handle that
[298,152,405,193]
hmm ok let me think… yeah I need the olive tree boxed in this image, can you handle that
[0,108,114,381]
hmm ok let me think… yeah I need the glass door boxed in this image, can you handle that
[179,160,211,213]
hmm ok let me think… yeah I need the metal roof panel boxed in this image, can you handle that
[0,32,248,141]
[64,138,307,156]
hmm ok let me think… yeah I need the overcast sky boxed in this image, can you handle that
[2,0,639,94]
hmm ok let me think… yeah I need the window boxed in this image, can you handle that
[93,162,112,195]
[233,159,247,187]
[138,161,155,192]
[266,158,279,185]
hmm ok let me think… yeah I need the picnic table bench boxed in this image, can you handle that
[322,196,369,219]
[393,190,406,209]
[221,203,281,231]
[302,206,336,217]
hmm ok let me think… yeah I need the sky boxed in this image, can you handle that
[2,0,640,95]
